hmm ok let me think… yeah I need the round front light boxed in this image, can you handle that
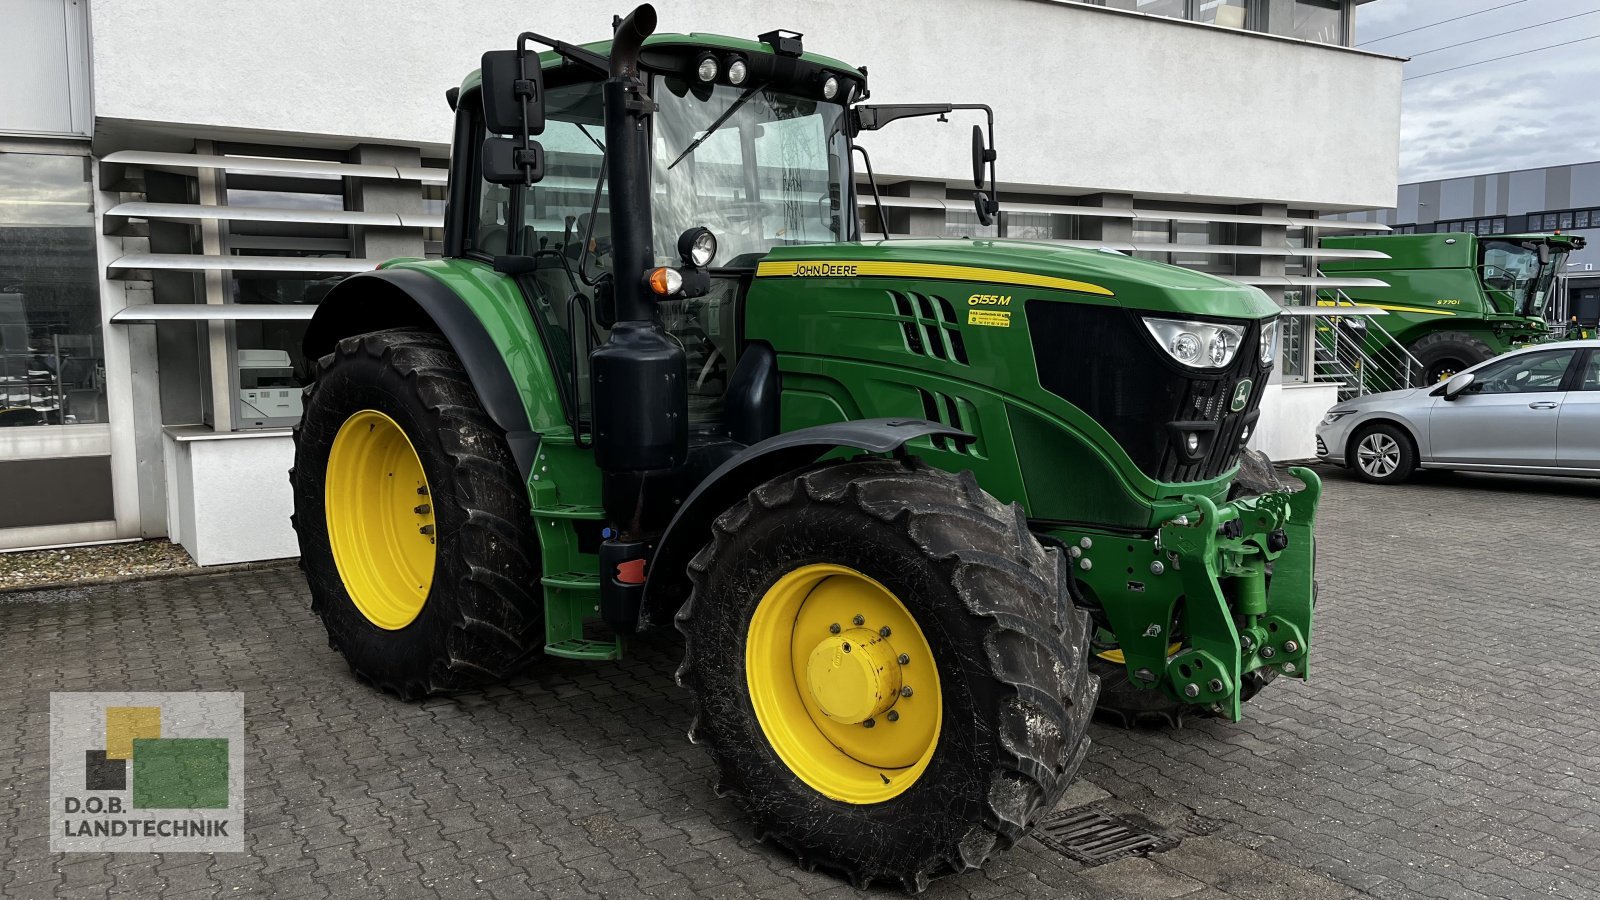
[696,54,719,83]
[689,230,717,267]
[1171,332,1202,363]
[821,75,839,100]
[1208,334,1229,366]
[1186,433,1200,453]
[727,58,748,85]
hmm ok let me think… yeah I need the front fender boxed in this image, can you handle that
[629,418,972,632]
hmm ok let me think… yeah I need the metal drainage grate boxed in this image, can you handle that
[1033,806,1179,866]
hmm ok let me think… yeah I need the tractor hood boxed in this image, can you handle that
[757,239,1280,320]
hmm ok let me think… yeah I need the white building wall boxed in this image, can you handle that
[88,0,1401,209]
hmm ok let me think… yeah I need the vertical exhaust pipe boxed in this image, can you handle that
[591,2,686,547]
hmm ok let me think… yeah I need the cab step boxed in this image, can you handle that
[544,638,623,661]
[531,504,606,521]
[541,571,601,591]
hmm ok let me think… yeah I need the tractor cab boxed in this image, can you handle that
[1477,233,1580,320]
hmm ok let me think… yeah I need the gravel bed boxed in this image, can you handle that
[0,539,198,591]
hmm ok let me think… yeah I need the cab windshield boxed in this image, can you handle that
[652,77,851,267]
[1480,239,1565,317]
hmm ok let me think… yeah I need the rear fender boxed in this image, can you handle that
[302,268,540,478]
[630,419,972,632]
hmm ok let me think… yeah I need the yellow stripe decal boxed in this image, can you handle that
[1316,299,1455,317]
[755,260,1114,297]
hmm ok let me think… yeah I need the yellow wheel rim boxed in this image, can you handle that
[325,409,437,630]
[746,564,942,804]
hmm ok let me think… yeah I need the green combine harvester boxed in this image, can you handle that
[290,6,1320,889]
[1321,231,1587,384]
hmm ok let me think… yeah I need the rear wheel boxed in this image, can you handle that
[676,458,1096,891]
[1411,331,1494,386]
[291,329,542,699]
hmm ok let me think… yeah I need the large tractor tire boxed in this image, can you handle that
[1410,331,1495,386]
[676,458,1096,892]
[291,329,542,699]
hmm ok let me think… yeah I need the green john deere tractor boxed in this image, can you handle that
[291,6,1320,889]
[1320,231,1587,384]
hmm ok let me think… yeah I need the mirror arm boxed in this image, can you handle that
[851,144,890,241]
[516,30,609,75]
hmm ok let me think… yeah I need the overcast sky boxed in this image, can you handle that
[1356,0,1600,185]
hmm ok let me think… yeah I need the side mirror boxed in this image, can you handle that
[1538,242,1551,265]
[480,47,546,186]
[482,137,544,185]
[970,124,999,227]
[1442,371,1475,400]
[481,49,545,136]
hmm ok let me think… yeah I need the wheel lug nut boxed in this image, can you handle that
[414,504,431,515]
[852,615,865,626]
[1284,640,1299,654]
[1208,679,1224,693]
[1184,683,1200,698]
[417,485,429,495]
[897,654,909,665]
[879,626,891,638]
[900,686,913,698]
[863,718,875,728]
[829,623,841,634]
[1260,646,1276,659]
[419,525,435,536]
[886,710,899,722]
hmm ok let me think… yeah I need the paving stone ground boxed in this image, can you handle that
[1,465,1597,899]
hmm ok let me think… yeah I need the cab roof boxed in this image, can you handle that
[458,33,862,96]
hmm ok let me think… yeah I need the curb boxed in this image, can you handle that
[0,558,301,597]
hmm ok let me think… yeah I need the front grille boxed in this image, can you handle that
[1027,301,1269,482]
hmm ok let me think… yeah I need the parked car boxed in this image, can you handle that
[1316,339,1600,484]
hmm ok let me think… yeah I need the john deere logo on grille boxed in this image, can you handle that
[50,692,244,852]
[1231,379,1253,412]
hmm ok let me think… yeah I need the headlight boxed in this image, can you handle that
[1321,409,1354,425]
[1142,317,1244,370]
[678,227,717,268]
[1259,318,1278,367]
[821,74,839,100]
[727,58,748,85]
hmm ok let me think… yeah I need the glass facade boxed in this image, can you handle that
[1094,0,1351,45]
[0,151,105,428]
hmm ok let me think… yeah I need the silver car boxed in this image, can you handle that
[1315,339,1600,484]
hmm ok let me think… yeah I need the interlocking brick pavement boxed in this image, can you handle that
[1,465,1596,898]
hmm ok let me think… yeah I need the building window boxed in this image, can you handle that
[221,149,352,430]
[944,209,999,239]
[0,150,105,427]
[1578,211,1591,229]
[1261,0,1345,44]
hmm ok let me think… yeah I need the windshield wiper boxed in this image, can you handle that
[667,82,767,171]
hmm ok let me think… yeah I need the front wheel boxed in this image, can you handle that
[1349,422,1416,485]
[675,458,1096,891]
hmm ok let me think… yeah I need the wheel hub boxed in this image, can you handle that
[805,629,901,724]
[744,563,942,804]
[324,409,436,630]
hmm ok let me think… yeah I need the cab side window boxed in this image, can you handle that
[1468,349,1575,394]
